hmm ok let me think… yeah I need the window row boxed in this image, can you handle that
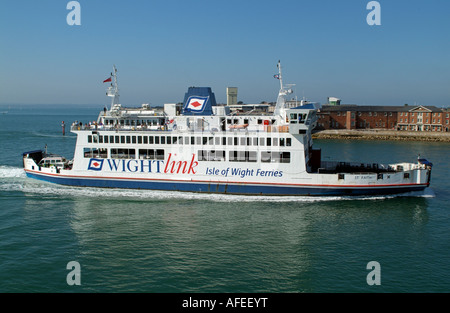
[400,112,443,117]
[84,148,164,160]
[84,148,290,163]
[190,150,291,163]
[104,119,164,126]
[88,135,292,147]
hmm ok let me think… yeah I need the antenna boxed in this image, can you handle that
[277,60,283,90]
[106,65,120,110]
[274,60,290,118]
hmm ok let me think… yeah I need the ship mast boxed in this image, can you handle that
[273,60,293,120]
[277,60,283,91]
[106,65,120,110]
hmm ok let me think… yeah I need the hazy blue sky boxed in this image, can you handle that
[0,0,449,107]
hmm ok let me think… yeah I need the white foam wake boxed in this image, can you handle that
[0,166,26,178]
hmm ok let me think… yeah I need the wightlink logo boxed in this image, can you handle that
[87,153,198,174]
[185,96,208,112]
[88,158,104,171]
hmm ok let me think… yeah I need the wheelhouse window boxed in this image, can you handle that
[290,113,298,124]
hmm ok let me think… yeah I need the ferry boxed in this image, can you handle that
[23,63,433,196]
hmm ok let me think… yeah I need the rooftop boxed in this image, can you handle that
[319,104,444,113]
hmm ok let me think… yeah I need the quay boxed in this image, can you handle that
[312,129,450,142]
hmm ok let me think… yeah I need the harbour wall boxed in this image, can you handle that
[312,129,450,142]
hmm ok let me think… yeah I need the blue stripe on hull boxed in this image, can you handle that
[25,172,427,196]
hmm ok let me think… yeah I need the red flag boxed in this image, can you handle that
[103,77,112,83]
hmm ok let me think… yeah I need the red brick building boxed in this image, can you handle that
[397,105,446,132]
[445,108,450,132]
[316,105,449,132]
[317,105,399,130]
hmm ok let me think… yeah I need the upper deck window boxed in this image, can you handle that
[229,151,257,163]
[273,138,278,146]
[198,150,226,162]
[87,135,98,143]
[139,149,164,160]
[111,148,136,159]
[84,148,107,158]
[286,138,292,146]
[261,151,290,163]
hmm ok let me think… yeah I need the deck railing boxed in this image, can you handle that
[71,123,293,133]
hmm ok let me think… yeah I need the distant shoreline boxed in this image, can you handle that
[312,129,450,142]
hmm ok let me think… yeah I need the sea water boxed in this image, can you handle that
[0,105,449,293]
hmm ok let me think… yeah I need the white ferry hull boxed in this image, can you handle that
[23,161,430,196]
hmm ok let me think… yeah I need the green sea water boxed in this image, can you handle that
[0,105,449,293]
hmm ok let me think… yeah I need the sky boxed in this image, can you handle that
[0,0,449,107]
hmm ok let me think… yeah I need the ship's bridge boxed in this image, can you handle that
[286,103,320,135]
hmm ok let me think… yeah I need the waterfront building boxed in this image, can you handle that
[397,105,445,132]
[316,105,399,130]
[316,104,449,132]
